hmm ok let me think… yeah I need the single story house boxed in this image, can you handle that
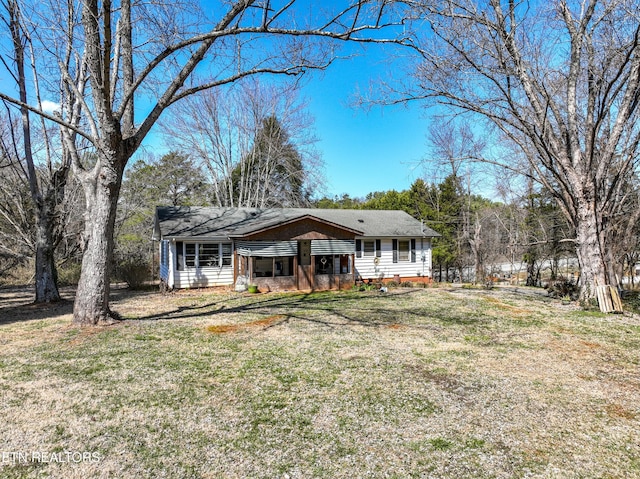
[153,206,440,291]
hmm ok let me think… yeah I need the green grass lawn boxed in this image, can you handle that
[1,286,639,478]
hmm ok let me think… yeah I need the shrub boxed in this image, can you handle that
[547,277,579,300]
[57,262,82,286]
[0,261,33,286]
[116,259,151,289]
[622,290,640,314]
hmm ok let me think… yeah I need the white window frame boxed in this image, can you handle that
[221,243,233,266]
[199,243,219,267]
[185,243,197,268]
[177,241,234,269]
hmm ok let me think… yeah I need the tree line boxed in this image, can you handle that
[316,175,578,287]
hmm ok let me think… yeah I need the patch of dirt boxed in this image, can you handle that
[207,314,286,334]
[385,323,406,330]
[483,295,533,315]
[606,403,637,420]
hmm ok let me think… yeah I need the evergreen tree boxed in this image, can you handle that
[231,116,309,207]
[115,152,207,286]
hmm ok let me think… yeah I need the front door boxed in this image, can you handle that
[297,240,312,290]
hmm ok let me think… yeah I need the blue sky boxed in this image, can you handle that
[144,45,433,200]
[0,0,432,201]
[301,51,431,199]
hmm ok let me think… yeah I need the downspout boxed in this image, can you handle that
[169,239,175,289]
[421,220,426,279]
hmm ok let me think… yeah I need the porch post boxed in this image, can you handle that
[351,253,356,286]
[310,253,315,290]
[233,249,238,286]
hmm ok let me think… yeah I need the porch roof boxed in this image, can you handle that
[154,206,440,240]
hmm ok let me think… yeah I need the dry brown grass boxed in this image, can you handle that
[206,314,286,333]
[0,285,639,478]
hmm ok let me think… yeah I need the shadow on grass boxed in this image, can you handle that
[0,284,158,326]
[128,288,463,331]
[0,285,504,331]
[0,286,76,326]
[0,299,75,326]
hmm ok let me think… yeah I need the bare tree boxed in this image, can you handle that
[426,121,488,282]
[0,111,84,285]
[0,119,34,276]
[401,0,640,300]
[162,78,321,207]
[428,120,485,180]
[0,0,417,324]
[0,0,77,301]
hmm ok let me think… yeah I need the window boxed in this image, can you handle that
[254,257,273,277]
[199,243,219,267]
[363,240,375,257]
[252,256,294,278]
[314,254,351,275]
[221,243,232,266]
[176,241,184,270]
[176,242,233,269]
[185,243,196,267]
[398,240,410,262]
[393,239,416,263]
[342,255,351,274]
[274,257,293,276]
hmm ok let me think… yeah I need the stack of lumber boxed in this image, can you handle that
[596,285,624,313]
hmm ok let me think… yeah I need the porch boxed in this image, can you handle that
[235,239,355,292]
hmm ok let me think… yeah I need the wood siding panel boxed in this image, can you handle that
[254,276,297,292]
[236,240,298,257]
[241,218,358,241]
[310,239,355,255]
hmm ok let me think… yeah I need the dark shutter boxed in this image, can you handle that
[375,239,381,258]
[176,241,183,271]
[392,239,398,263]
[356,239,362,258]
[411,239,416,263]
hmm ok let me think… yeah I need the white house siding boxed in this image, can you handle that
[167,239,235,289]
[354,238,432,281]
[161,237,433,288]
[174,266,234,288]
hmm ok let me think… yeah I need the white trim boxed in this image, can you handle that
[175,240,233,270]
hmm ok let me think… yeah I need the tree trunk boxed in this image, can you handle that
[525,256,538,287]
[34,203,61,302]
[574,203,608,300]
[73,161,123,325]
[470,215,483,283]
